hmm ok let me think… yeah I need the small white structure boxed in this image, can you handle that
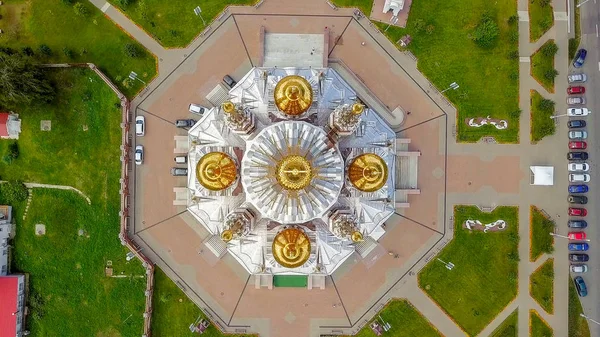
[530,166,554,186]
[383,0,404,16]
[0,112,21,139]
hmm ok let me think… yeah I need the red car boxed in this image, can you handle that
[568,232,587,240]
[569,207,588,216]
[569,141,587,149]
[568,86,586,95]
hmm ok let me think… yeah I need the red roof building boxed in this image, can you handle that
[0,114,8,138]
[0,275,26,337]
[0,113,21,139]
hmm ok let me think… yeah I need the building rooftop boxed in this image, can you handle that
[0,276,18,337]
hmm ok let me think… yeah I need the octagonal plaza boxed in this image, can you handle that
[130,3,454,337]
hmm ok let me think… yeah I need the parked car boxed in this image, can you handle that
[223,75,237,88]
[568,130,588,139]
[570,254,590,262]
[568,195,588,204]
[573,49,588,68]
[569,141,587,149]
[567,97,586,105]
[568,220,588,228]
[135,145,143,165]
[568,207,587,216]
[574,276,588,297]
[569,185,589,193]
[174,156,187,164]
[568,73,587,83]
[189,103,208,116]
[171,167,188,176]
[568,120,586,128]
[568,86,586,94]
[175,119,196,128]
[569,174,591,183]
[568,232,587,240]
[135,116,145,136]
[570,264,589,273]
[567,108,591,117]
[567,152,589,161]
[568,163,589,172]
[569,242,590,251]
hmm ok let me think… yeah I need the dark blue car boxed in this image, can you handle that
[568,220,588,228]
[569,242,590,251]
[575,276,588,297]
[574,49,587,68]
[569,185,589,193]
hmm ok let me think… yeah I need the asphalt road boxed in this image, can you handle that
[575,0,600,333]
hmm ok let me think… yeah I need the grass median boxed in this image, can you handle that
[530,310,553,337]
[490,310,518,337]
[530,206,555,261]
[530,259,554,314]
[529,0,554,42]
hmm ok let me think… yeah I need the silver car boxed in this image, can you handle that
[567,97,586,105]
[135,145,143,165]
[171,167,188,176]
[569,130,588,139]
[570,264,588,273]
[568,73,587,83]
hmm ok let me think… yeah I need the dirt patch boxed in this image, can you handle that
[96,326,122,337]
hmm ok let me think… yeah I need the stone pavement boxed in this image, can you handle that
[89,0,573,336]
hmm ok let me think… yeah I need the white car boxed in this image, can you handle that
[568,73,587,83]
[567,108,590,117]
[569,173,591,182]
[568,163,590,172]
[570,264,588,273]
[568,131,587,139]
[135,145,144,165]
[135,116,145,136]
[189,103,208,116]
[567,97,586,105]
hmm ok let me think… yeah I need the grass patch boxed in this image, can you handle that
[569,277,591,337]
[530,90,556,143]
[530,310,553,337]
[332,0,373,15]
[352,299,442,337]
[0,0,156,97]
[529,0,554,42]
[376,0,519,143]
[569,5,581,61]
[0,68,146,335]
[490,309,518,337]
[530,206,555,261]
[530,259,554,314]
[109,0,256,48]
[418,206,519,336]
[531,40,557,93]
[151,268,250,337]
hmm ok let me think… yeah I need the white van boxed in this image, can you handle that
[174,156,187,164]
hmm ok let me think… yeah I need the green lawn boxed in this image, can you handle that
[530,310,553,337]
[530,91,556,143]
[109,0,256,48]
[151,268,250,337]
[490,310,518,337]
[352,299,442,337]
[418,206,519,336]
[530,206,555,261]
[530,259,554,314]
[569,5,581,61]
[529,0,554,42]
[332,0,373,15]
[531,40,557,93]
[0,69,146,335]
[569,278,591,337]
[377,0,520,143]
[0,0,156,97]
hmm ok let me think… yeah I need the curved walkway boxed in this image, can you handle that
[0,181,92,204]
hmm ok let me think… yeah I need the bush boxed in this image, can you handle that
[541,41,558,57]
[124,43,141,58]
[413,19,426,33]
[21,47,35,57]
[508,14,519,25]
[118,0,131,7]
[508,71,519,81]
[1,181,28,203]
[73,2,88,16]
[509,31,519,43]
[508,50,520,59]
[425,24,435,35]
[538,0,551,7]
[63,47,74,59]
[61,0,74,4]
[473,16,500,48]
[544,69,559,80]
[538,98,555,112]
[137,0,149,20]
[39,44,52,56]
[4,142,20,164]
[508,109,522,119]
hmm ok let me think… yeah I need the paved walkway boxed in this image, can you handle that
[0,181,91,204]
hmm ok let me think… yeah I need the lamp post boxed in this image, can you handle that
[129,71,146,85]
[580,313,600,326]
[549,232,590,242]
[194,6,206,26]
[550,113,569,119]
[385,16,399,32]
[441,82,460,93]
[436,258,455,270]
[577,0,592,7]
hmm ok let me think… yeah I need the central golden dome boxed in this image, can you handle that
[275,155,314,190]
[196,152,237,191]
[348,153,388,192]
[272,228,311,268]
[274,75,313,116]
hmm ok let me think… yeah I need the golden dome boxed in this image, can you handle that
[221,230,233,242]
[351,103,365,115]
[274,75,313,116]
[222,101,236,114]
[272,228,311,268]
[275,155,314,190]
[196,152,237,191]
[348,153,388,192]
[351,231,364,242]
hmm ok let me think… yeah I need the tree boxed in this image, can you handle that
[507,50,519,59]
[473,17,500,48]
[3,142,19,164]
[124,43,141,58]
[118,0,131,7]
[0,181,28,203]
[538,0,551,7]
[63,47,74,59]
[541,42,558,57]
[538,98,555,112]
[21,47,35,57]
[73,2,88,16]
[413,19,426,33]
[508,14,519,25]
[544,69,559,81]
[0,53,55,106]
[39,44,52,56]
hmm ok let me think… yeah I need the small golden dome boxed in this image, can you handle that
[348,153,388,192]
[196,152,237,191]
[351,103,365,115]
[221,230,233,242]
[275,155,313,190]
[222,101,236,114]
[274,75,313,116]
[351,231,364,242]
[272,228,311,268]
